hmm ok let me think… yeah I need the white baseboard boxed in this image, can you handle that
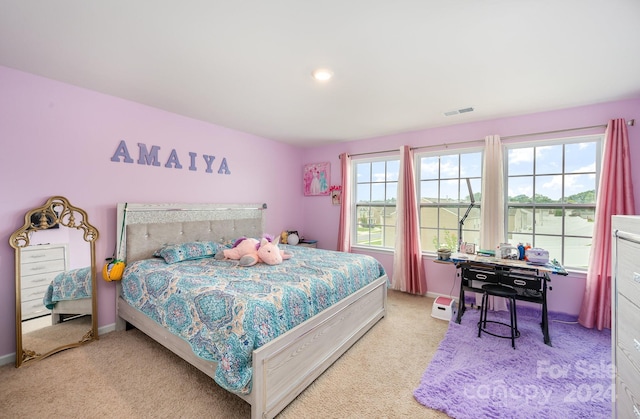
[0,352,15,367]
[99,323,116,335]
[425,291,457,302]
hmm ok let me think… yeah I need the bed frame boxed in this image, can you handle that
[114,203,388,419]
[51,299,92,324]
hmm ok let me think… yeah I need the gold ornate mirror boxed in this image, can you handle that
[9,196,99,367]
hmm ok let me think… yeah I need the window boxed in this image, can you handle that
[353,157,400,249]
[417,150,483,252]
[505,136,602,270]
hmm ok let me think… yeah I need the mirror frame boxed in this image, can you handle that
[9,196,99,367]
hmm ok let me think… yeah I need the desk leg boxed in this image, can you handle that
[541,280,552,346]
[541,306,551,346]
[455,285,466,324]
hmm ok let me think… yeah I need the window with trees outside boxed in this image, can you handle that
[353,157,400,248]
[505,135,602,270]
[416,150,483,252]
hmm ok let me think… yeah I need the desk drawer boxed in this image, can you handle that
[461,265,499,284]
[500,271,543,291]
[461,265,542,291]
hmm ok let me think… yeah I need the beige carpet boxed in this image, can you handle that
[0,290,450,418]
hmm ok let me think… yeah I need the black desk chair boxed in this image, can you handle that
[477,283,520,349]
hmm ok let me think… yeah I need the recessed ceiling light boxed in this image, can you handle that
[312,68,333,81]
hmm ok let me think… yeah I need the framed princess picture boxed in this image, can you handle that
[331,188,342,205]
[303,162,330,196]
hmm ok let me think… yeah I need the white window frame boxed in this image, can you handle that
[415,147,483,254]
[350,155,400,251]
[504,134,602,270]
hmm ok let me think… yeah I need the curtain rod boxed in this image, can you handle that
[345,149,398,158]
[341,119,635,158]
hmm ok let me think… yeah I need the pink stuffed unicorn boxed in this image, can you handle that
[216,235,292,267]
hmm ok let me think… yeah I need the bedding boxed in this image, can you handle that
[120,244,386,395]
[155,240,220,264]
[43,266,92,309]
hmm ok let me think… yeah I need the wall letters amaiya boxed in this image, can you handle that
[110,140,231,174]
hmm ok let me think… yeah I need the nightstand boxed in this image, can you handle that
[297,240,317,248]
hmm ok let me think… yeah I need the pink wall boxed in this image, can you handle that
[302,98,640,316]
[0,66,304,359]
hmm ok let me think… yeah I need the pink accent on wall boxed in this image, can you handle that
[0,66,303,359]
[301,98,640,319]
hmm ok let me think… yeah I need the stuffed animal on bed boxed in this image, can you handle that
[215,235,292,266]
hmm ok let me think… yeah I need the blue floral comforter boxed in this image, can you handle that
[120,245,386,394]
[43,266,92,309]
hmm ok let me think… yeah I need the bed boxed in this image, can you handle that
[43,266,93,324]
[114,203,388,419]
[51,299,93,324]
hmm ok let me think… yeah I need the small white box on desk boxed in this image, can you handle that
[526,248,549,265]
[431,296,456,321]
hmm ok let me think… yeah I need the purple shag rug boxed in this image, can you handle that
[414,307,612,419]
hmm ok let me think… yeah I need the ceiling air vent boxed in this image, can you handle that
[444,107,474,116]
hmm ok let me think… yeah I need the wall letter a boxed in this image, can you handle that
[165,149,183,169]
[218,158,231,174]
[110,140,134,163]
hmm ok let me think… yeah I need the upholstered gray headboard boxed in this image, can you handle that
[116,203,265,263]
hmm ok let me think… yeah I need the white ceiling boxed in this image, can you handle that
[1,1,640,147]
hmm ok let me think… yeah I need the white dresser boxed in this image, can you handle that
[612,216,640,418]
[20,244,69,321]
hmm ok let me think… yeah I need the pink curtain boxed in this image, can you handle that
[337,152,351,252]
[392,146,426,294]
[578,119,635,330]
